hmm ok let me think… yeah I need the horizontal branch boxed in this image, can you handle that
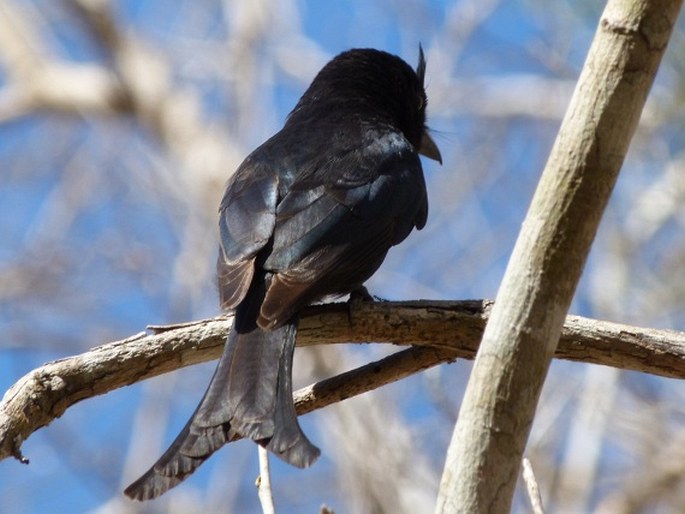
[1,299,684,464]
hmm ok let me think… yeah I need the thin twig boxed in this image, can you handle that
[256,446,276,514]
[522,458,545,514]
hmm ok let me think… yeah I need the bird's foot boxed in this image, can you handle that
[346,286,377,326]
[349,286,374,304]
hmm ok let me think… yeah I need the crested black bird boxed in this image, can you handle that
[125,47,441,501]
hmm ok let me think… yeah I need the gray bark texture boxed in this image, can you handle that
[2,301,685,466]
[435,1,684,512]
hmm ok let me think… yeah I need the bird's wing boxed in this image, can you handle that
[218,159,279,309]
[259,132,427,328]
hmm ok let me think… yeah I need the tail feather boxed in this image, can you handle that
[265,323,320,467]
[224,328,281,430]
[212,317,320,466]
[123,406,231,500]
[124,276,319,501]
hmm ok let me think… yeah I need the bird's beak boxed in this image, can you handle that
[419,130,442,164]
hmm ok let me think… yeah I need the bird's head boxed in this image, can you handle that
[289,47,442,164]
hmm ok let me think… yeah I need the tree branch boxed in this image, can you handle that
[435,1,683,512]
[1,299,684,466]
[256,447,276,514]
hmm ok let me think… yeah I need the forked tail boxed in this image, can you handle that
[124,277,320,501]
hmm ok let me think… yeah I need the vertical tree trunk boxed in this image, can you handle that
[435,1,683,512]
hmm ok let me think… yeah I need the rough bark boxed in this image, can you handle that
[2,299,685,465]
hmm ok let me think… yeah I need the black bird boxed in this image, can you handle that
[125,47,441,501]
